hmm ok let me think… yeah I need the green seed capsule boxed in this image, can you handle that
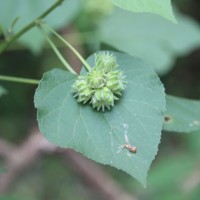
[95,52,117,73]
[91,87,116,111]
[106,70,126,95]
[72,51,126,111]
[87,68,106,89]
[72,76,94,104]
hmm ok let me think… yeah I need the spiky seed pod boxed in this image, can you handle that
[91,87,118,111]
[106,70,126,95]
[87,68,106,89]
[95,52,117,73]
[72,76,94,104]
[72,51,126,111]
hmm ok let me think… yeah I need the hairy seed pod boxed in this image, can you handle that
[95,52,117,73]
[87,68,106,89]
[72,52,126,111]
[91,87,117,111]
[106,70,126,95]
[72,76,94,103]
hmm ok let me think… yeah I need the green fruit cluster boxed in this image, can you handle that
[72,52,126,111]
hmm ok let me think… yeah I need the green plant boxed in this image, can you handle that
[1,0,200,192]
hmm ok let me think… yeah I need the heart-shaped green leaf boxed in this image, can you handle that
[34,52,165,185]
[111,0,176,23]
[164,95,200,133]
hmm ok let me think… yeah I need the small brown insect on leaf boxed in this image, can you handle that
[123,144,137,153]
[118,134,137,154]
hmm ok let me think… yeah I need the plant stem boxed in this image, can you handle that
[0,75,39,85]
[42,23,92,71]
[0,0,64,54]
[6,31,95,51]
[39,26,77,74]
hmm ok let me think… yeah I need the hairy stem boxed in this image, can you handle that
[0,75,39,85]
[0,0,64,54]
[39,26,77,74]
[42,23,92,71]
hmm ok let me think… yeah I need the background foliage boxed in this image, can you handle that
[1,0,200,199]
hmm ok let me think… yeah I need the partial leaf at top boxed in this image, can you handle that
[99,8,200,75]
[164,95,200,133]
[35,51,165,186]
[111,0,176,23]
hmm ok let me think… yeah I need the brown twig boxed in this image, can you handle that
[0,129,56,192]
[62,149,136,200]
[0,128,137,200]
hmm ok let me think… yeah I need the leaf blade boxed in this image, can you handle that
[164,95,200,133]
[35,52,165,185]
[111,0,176,22]
[99,8,200,75]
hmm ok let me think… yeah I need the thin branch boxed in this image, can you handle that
[0,0,64,54]
[42,23,92,72]
[38,26,77,74]
[0,128,137,200]
[0,75,39,85]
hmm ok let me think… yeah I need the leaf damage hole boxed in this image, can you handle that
[164,114,173,124]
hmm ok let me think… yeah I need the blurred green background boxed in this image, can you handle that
[0,0,200,199]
